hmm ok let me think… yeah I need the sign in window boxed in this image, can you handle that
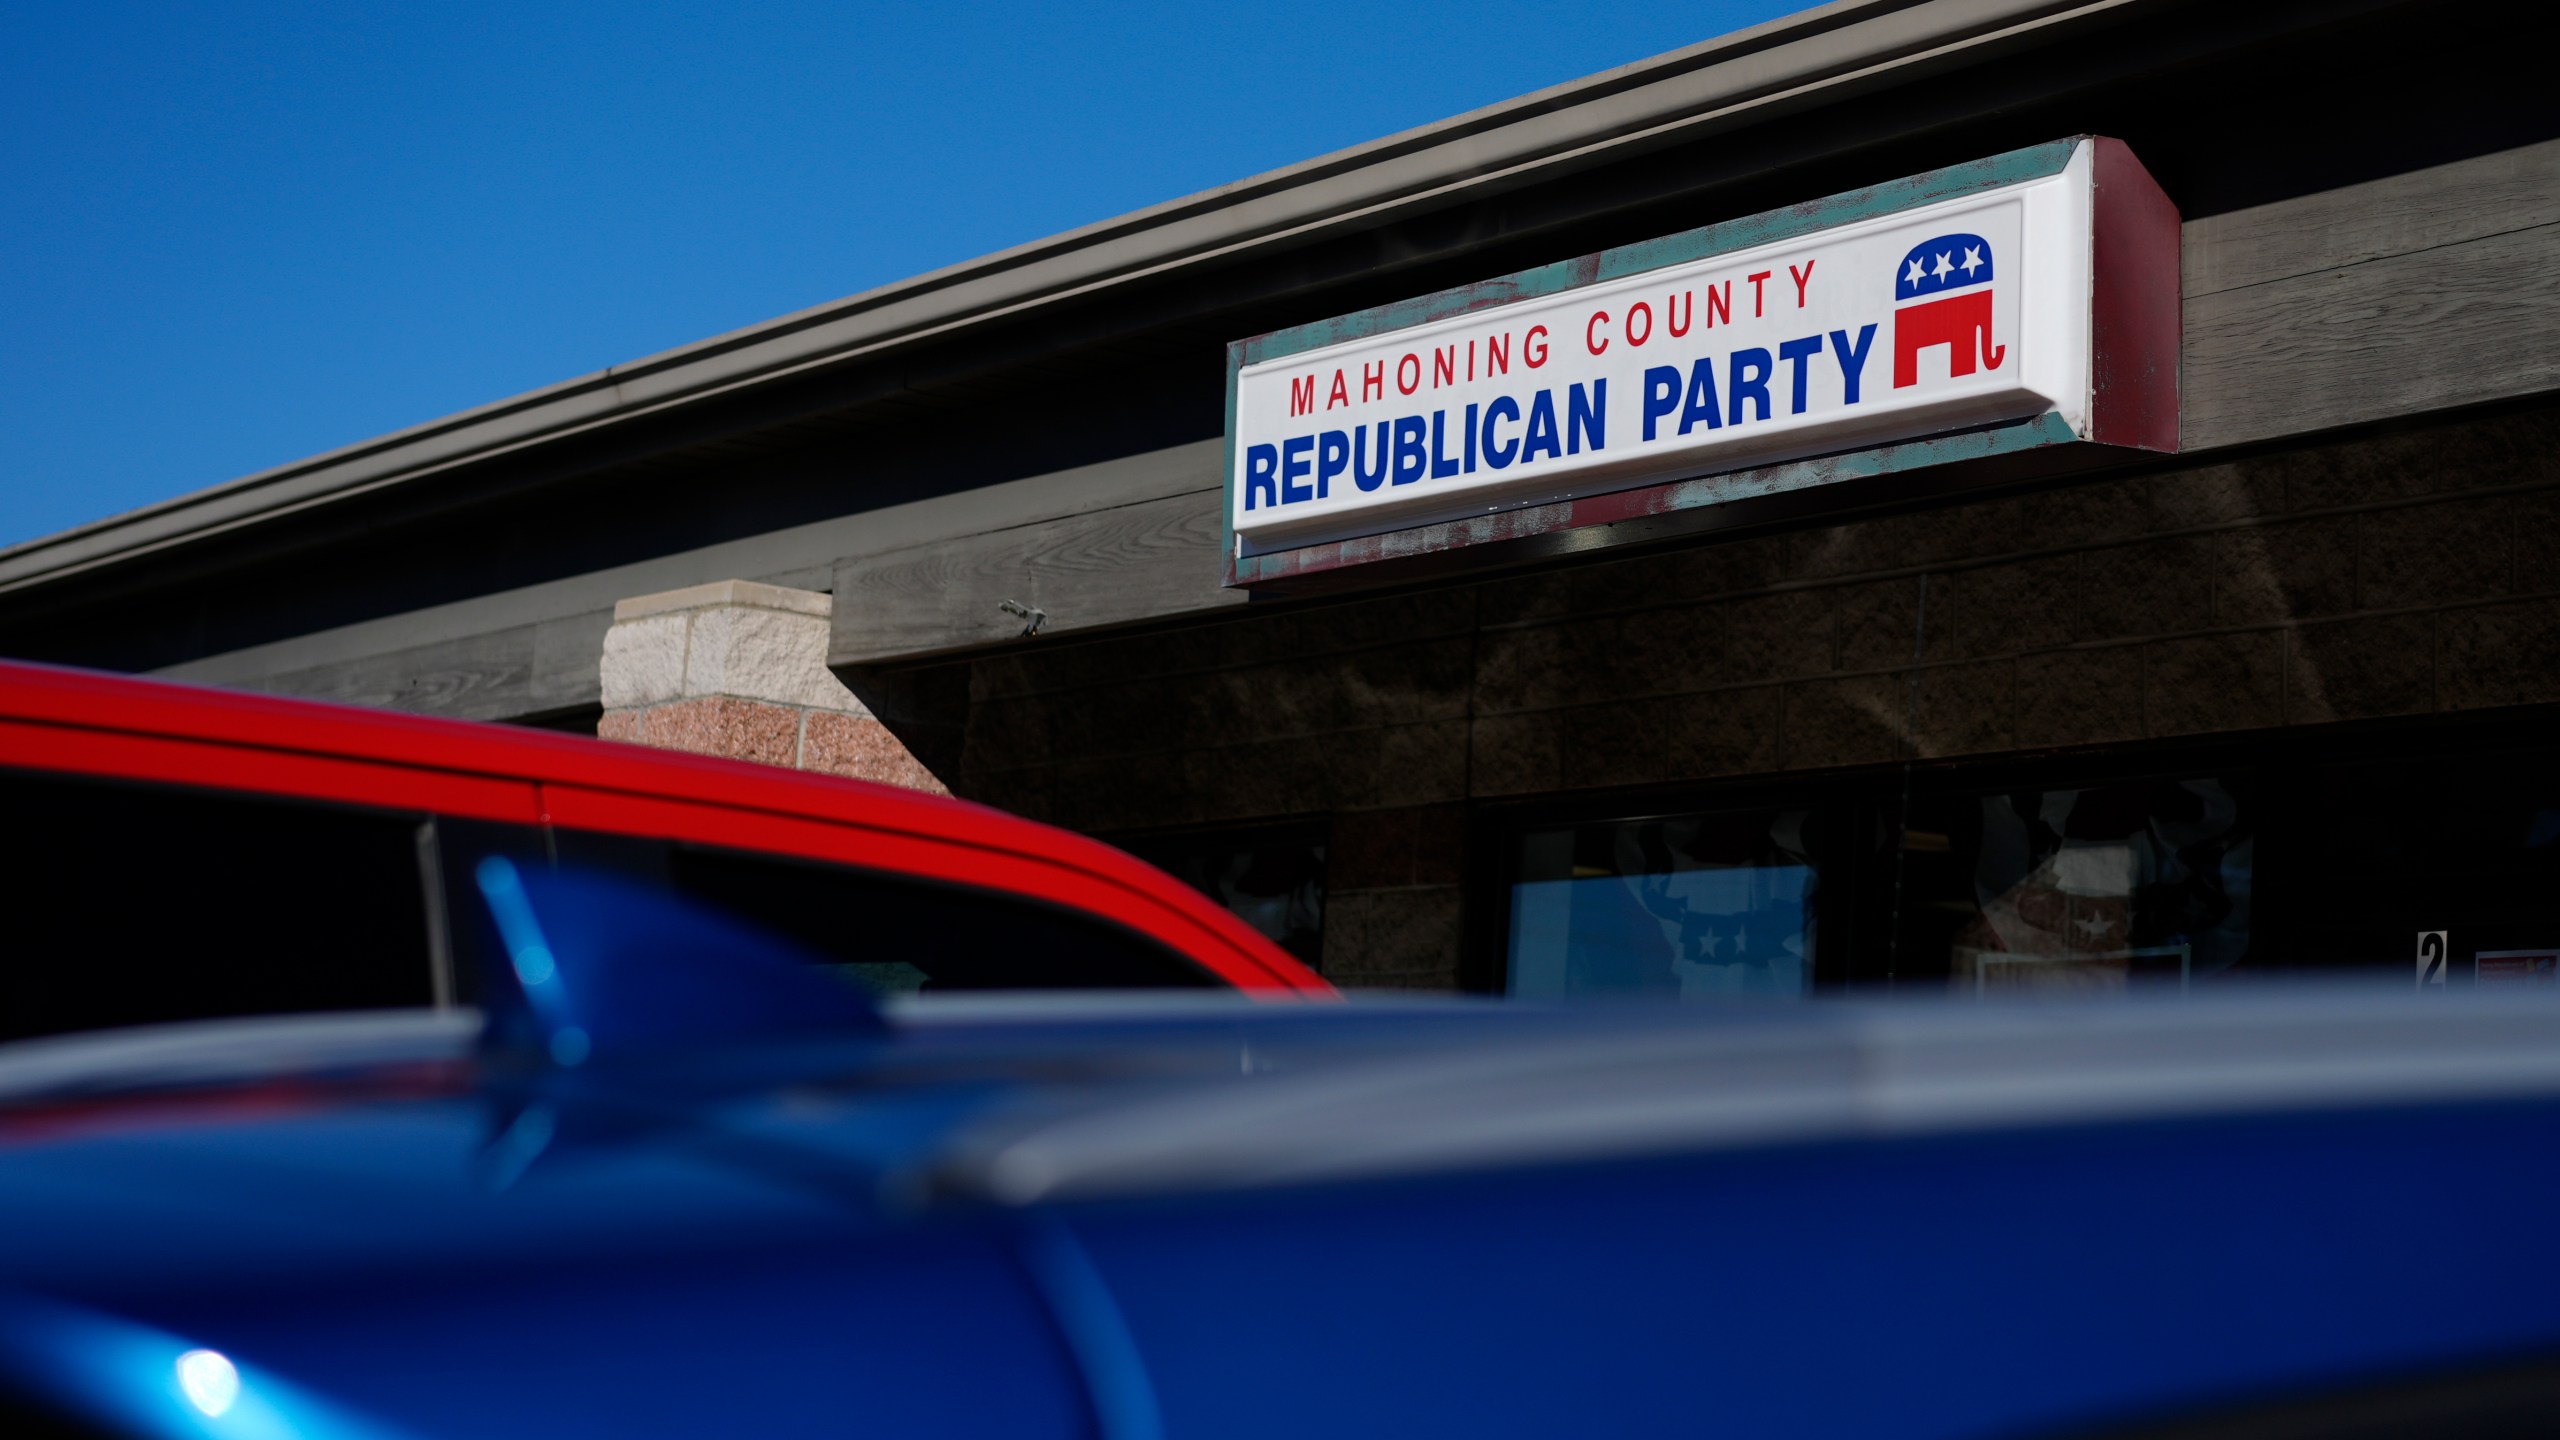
[1507,809,1816,1000]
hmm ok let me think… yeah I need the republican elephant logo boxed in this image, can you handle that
[1891,231,2005,388]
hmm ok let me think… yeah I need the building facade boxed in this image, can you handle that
[5,0,2556,995]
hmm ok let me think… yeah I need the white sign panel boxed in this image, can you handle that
[1229,143,2101,552]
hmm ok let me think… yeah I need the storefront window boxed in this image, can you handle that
[1482,728,2560,999]
[1879,778,2254,993]
[1507,809,1817,1000]
[2287,748,2560,984]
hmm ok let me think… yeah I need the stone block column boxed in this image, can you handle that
[596,580,946,794]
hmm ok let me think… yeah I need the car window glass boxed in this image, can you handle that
[438,827,1219,996]
[0,767,436,1042]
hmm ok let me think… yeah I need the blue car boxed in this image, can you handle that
[5,861,2560,1438]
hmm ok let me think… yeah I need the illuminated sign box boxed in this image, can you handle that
[1223,136,2177,587]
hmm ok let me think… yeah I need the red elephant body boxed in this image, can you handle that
[1891,289,2006,388]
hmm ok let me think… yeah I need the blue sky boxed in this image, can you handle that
[0,1,1799,548]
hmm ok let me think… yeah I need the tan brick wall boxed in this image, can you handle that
[903,402,2560,989]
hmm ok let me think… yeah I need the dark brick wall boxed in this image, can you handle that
[898,401,2560,990]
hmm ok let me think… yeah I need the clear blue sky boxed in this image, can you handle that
[0,1,1799,549]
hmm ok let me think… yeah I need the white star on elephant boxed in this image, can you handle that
[1932,252,1955,280]
[1961,244,1984,277]
[1905,257,1927,286]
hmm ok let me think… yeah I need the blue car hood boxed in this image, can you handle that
[10,991,2560,1440]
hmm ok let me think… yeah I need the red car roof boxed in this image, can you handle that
[0,658,1331,995]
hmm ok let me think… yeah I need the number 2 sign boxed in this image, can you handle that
[2417,930,2450,988]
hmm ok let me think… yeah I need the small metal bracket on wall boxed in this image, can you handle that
[997,599,1048,638]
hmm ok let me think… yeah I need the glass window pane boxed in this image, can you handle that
[2287,747,2560,984]
[514,828,1220,995]
[1507,809,1816,1000]
[0,767,435,1040]
[1881,776,2253,993]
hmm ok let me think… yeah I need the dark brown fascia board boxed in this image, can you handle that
[0,0,2167,597]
